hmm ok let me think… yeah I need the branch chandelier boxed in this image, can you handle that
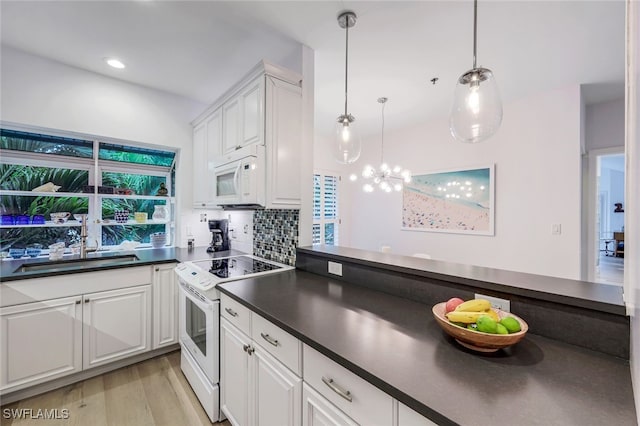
[350,97,411,193]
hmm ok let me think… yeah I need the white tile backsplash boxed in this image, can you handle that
[227,210,253,254]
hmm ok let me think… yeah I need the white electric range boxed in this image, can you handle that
[174,254,293,422]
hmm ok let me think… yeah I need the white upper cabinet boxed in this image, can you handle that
[193,110,222,208]
[192,60,302,209]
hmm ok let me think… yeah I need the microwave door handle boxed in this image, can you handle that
[233,162,242,197]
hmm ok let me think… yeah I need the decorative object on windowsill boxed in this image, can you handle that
[115,187,134,195]
[114,209,130,223]
[156,182,169,196]
[152,204,170,222]
[614,203,624,213]
[50,212,70,224]
[350,97,411,193]
[32,182,61,192]
[450,0,502,144]
[334,10,361,164]
[150,232,167,248]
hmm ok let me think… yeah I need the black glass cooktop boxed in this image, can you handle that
[191,256,282,280]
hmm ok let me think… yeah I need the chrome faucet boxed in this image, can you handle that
[79,214,88,259]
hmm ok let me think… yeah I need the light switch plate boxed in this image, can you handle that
[328,261,343,276]
[475,293,510,312]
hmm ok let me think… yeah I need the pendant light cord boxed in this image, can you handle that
[380,101,386,164]
[473,0,478,69]
[344,23,349,116]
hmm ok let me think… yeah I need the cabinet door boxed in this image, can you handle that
[83,285,151,369]
[240,76,264,148]
[220,318,251,426]
[398,402,437,426]
[252,345,301,426]
[193,122,209,208]
[0,296,82,393]
[265,76,302,208]
[302,383,358,426]
[223,97,241,153]
[206,108,223,161]
[152,264,178,349]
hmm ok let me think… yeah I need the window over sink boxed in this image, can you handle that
[0,126,176,252]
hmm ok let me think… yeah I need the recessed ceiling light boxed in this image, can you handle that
[105,58,125,69]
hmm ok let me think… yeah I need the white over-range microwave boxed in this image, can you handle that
[213,144,265,208]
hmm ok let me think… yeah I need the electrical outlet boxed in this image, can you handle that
[244,224,249,234]
[552,224,561,235]
[475,293,510,312]
[200,213,207,222]
[328,261,343,276]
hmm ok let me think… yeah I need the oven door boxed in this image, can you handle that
[178,281,219,385]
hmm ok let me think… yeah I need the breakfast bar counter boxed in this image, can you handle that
[218,268,636,425]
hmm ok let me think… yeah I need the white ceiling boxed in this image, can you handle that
[0,1,626,139]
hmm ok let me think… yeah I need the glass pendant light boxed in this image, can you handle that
[335,11,361,164]
[450,0,502,144]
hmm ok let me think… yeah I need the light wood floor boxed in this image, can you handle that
[1,351,231,426]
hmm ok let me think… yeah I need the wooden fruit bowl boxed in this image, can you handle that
[432,302,528,352]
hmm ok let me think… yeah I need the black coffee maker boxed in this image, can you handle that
[207,219,230,252]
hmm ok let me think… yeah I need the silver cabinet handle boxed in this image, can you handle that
[260,333,279,347]
[75,300,81,305]
[243,344,250,353]
[225,307,238,317]
[247,346,254,355]
[84,299,90,303]
[322,376,352,402]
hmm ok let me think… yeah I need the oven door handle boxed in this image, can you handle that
[179,281,213,311]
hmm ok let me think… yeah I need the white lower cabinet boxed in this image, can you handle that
[220,316,302,426]
[398,402,438,426]
[302,383,358,426]
[221,317,251,426]
[152,263,178,349]
[252,344,301,426]
[83,285,151,369]
[0,296,82,392]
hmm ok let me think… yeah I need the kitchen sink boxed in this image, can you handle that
[15,255,140,273]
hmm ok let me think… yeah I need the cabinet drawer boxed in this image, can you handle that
[220,294,251,336]
[251,313,301,376]
[303,344,393,426]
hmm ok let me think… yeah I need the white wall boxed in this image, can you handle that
[329,85,583,279]
[586,98,625,151]
[0,46,208,246]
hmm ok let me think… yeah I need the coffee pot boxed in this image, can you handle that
[206,219,230,252]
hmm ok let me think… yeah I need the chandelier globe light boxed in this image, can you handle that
[350,97,411,193]
[335,11,361,164]
[449,0,503,143]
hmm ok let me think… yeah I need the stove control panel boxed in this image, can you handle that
[175,263,214,290]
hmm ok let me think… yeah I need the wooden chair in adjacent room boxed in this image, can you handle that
[614,232,625,257]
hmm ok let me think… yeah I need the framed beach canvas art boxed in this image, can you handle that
[402,164,495,235]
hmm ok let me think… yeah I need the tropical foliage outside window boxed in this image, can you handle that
[0,128,176,251]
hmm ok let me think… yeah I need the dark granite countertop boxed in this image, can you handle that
[298,245,625,315]
[0,246,246,282]
[218,270,636,426]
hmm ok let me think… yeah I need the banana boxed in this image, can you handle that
[484,308,499,322]
[454,298,491,312]
[445,311,490,324]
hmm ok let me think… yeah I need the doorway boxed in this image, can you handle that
[591,151,625,285]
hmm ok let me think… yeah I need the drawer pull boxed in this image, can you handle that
[243,344,250,353]
[225,307,238,317]
[260,333,279,347]
[322,376,353,402]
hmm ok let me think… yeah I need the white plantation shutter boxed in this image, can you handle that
[313,172,340,245]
